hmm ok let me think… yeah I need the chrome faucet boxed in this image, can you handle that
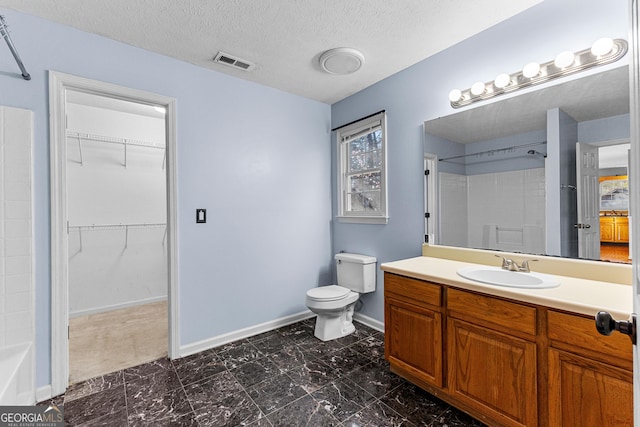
[517,260,537,272]
[495,255,537,272]
[497,255,518,271]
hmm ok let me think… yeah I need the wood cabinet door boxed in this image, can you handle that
[616,221,629,242]
[600,219,615,242]
[548,348,632,426]
[448,319,537,427]
[385,297,443,387]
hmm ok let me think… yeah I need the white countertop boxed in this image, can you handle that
[381,256,633,320]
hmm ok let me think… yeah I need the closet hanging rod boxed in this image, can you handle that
[68,223,167,251]
[67,131,165,149]
[0,15,30,80]
[439,141,547,162]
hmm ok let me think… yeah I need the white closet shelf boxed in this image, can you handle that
[68,223,166,231]
[67,130,166,168]
[67,131,165,149]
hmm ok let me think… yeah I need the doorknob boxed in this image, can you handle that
[595,311,636,344]
[574,223,591,229]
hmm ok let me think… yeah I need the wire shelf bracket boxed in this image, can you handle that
[67,131,166,169]
[67,222,167,251]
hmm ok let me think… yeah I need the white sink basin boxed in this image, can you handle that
[457,266,560,289]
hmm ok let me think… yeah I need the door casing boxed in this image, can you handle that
[48,71,179,397]
[627,0,639,424]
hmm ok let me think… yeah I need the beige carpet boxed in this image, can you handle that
[69,300,168,384]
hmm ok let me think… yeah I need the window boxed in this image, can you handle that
[336,111,388,224]
[600,175,629,211]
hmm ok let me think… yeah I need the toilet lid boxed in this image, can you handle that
[307,285,351,302]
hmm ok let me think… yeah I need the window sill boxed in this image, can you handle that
[336,215,389,225]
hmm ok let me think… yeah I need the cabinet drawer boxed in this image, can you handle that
[548,310,632,367]
[384,273,441,308]
[447,288,537,337]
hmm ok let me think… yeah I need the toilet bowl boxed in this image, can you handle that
[306,253,376,341]
[305,285,359,341]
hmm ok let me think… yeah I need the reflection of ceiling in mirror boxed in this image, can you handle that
[425,66,629,144]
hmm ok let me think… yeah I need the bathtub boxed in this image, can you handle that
[0,343,35,405]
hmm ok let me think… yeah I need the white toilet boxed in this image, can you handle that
[305,253,376,341]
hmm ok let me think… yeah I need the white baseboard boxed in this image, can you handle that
[69,296,167,318]
[179,310,315,358]
[35,385,53,403]
[353,312,384,332]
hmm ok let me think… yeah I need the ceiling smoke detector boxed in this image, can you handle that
[214,51,255,71]
[319,48,365,75]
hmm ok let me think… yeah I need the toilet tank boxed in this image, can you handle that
[335,253,377,293]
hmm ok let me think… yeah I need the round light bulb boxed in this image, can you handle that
[448,89,462,103]
[591,37,614,57]
[470,81,486,96]
[522,62,541,79]
[494,73,511,89]
[554,51,575,69]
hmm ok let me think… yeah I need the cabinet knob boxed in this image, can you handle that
[595,311,636,344]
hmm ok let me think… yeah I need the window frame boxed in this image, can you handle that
[336,111,388,224]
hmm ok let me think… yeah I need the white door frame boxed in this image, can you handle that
[424,154,438,244]
[48,71,179,396]
[629,0,640,424]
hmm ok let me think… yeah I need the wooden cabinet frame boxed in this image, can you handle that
[600,216,629,243]
[383,272,633,427]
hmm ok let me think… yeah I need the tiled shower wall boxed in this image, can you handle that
[0,106,34,348]
[439,172,468,247]
[440,168,546,254]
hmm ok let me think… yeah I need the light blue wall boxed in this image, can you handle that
[462,130,547,176]
[0,9,331,388]
[579,114,631,143]
[425,129,547,176]
[331,0,628,321]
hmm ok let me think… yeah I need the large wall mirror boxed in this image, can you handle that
[424,65,631,263]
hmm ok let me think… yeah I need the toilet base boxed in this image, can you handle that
[313,303,356,341]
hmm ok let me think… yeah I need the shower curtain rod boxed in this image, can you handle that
[0,15,31,80]
[439,140,547,162]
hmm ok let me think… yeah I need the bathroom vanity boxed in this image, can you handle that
[381,256,633,427]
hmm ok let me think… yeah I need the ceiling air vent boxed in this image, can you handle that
[213,51,255,71]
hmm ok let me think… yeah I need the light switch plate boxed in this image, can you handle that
[196,209,206,223]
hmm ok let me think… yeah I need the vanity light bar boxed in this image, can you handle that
[449,38,628,109]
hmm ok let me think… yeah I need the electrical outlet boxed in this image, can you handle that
[196,209,206,223]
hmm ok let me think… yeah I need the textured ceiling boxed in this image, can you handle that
[0,0,541,103]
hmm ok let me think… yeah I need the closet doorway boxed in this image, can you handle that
[66,90,168,383]
[49,72,179,395]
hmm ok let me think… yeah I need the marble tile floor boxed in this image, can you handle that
[46,318,486,426]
